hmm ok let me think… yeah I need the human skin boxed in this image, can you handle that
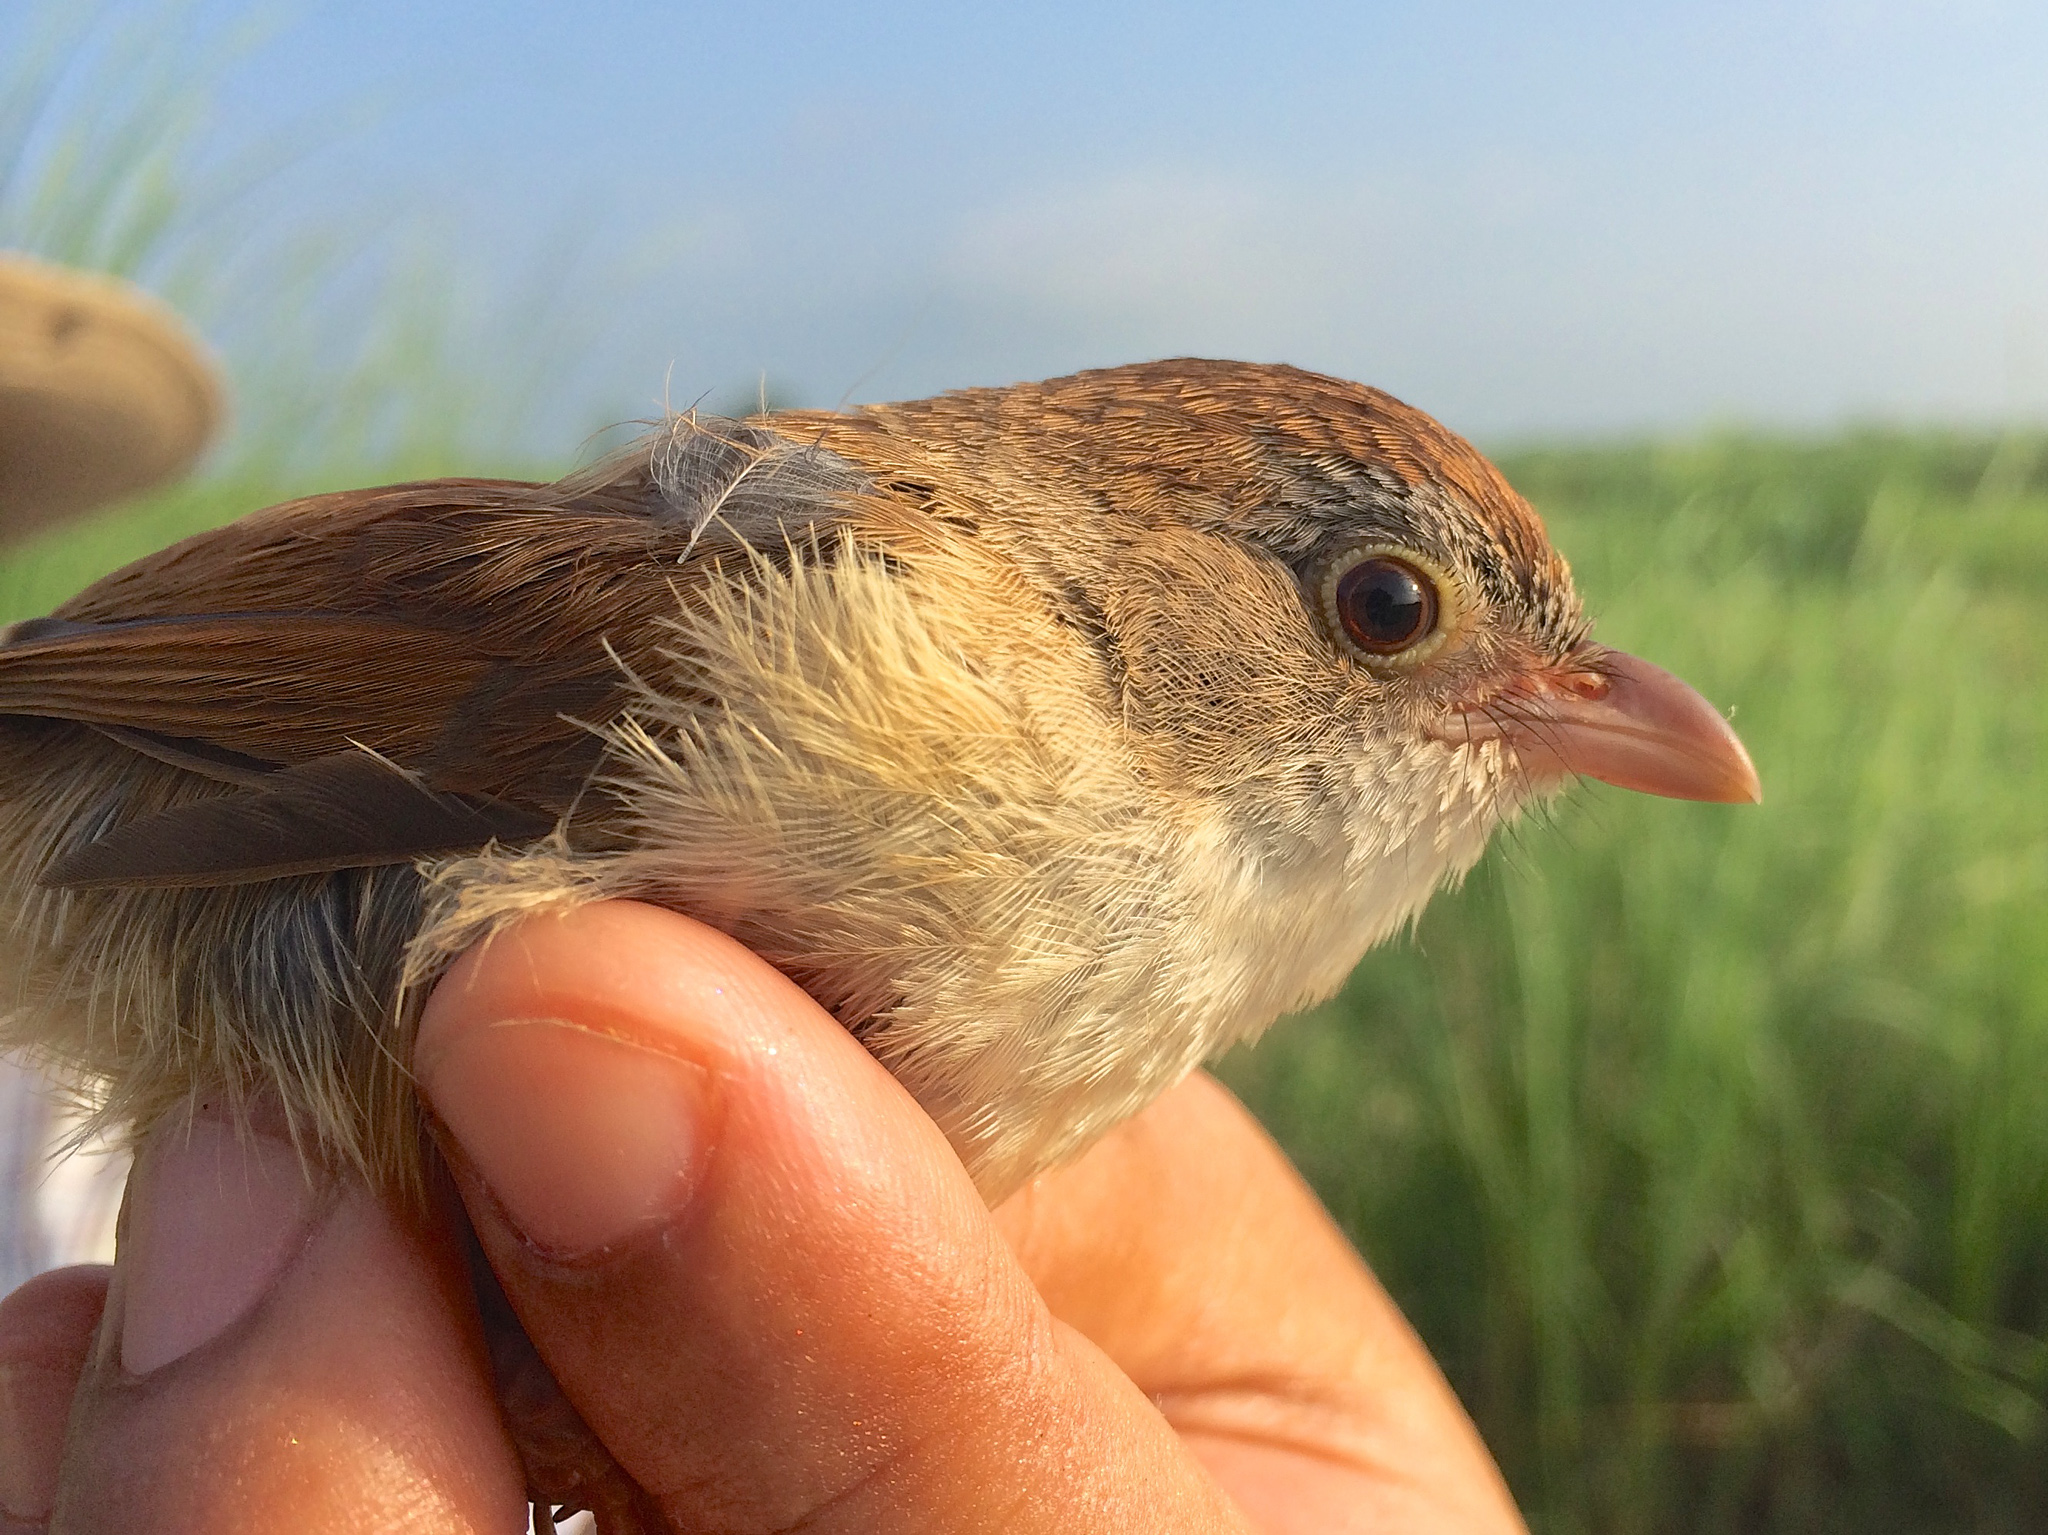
[0,900,1527,1534]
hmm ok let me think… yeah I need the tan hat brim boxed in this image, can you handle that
[0,251,226,540]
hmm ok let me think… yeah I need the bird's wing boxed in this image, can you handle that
[0,422,878,887]
[43,751,560,889]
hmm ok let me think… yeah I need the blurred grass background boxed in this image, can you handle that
[7,6,2046,1532]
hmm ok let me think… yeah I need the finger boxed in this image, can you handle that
[418,899,1251,1534]
[48,1104,525,1534]
[995,1074,1526,1535]
[0,1266,110,1532]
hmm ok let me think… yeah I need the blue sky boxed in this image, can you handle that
[20,1,2048,440]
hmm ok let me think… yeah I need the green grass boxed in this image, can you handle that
[1218,431,2048,1532]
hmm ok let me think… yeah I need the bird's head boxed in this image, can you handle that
[844,359,1758,923]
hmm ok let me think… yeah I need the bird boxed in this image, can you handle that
[0,358,1759,1210]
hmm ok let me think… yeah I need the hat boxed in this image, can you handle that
[0,250,225,540]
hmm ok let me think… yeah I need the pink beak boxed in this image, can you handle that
[1430,646,1762,804]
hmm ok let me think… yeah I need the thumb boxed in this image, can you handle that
[416,900,1249,1534]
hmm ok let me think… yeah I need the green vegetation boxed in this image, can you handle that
[1220,431,2048,1532]
[8,7,2045,1530]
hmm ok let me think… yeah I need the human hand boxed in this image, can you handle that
[0,900,1526,1533]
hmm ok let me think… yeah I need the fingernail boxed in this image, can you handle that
[118,1114,320,1376]
[419,1019,715,1257]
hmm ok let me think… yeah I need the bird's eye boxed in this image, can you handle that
[1331,555,1438,656]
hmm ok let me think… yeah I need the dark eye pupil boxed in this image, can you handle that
[1335,557,1436,654]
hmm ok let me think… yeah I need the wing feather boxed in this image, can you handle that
[42,752,556,889]
[0,614,491,763]
[0,419,876,886]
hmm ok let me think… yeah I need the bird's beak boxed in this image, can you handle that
[1431,646,1762,804]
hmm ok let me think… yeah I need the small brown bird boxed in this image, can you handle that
[0,359,1757,1207]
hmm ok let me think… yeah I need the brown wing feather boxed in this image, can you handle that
[43,752,557,889]
[0,423,876,885]
[0,614,492,762]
